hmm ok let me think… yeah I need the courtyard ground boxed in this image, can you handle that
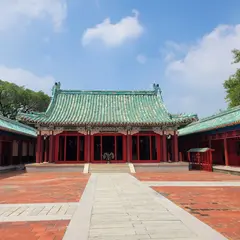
[0,172,89,204]
[134,171,240,181]
[0,170,239,239]
[0,171,89,240]
[134,171,240,240]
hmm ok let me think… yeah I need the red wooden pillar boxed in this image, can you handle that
[36,134,42,163]
[224,137,229,166]
[157,134,161,162]
[162,133,167,162]
[129,133,132,162]
[44,137,48,162]
[123,135,127,162]
[64,135,67,162]
[174,131,179,162]
[49,133,54,163]
[88,132,91,163]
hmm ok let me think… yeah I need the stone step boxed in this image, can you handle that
[89,164,130,173]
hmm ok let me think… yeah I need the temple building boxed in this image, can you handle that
[0,115,37,166]
[179,106,240,167]
[19,82,197,164]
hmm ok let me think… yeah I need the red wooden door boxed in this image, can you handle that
[91,134,126,163]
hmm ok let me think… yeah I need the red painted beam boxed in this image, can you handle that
[162,134,167,162]
[49,134,54,163]
[36,135,41,163]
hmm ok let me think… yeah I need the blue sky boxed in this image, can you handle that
[0,0,240,117]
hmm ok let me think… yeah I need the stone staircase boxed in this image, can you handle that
[88,163,131,173]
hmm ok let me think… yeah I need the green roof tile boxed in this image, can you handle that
[188,148,211,153]
[18,83,197,127]
[179,105,240,136]
[0,115,37,137]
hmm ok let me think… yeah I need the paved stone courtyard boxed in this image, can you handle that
[152,186,240,240]
[0,172,89,203]
[0,171,239,239]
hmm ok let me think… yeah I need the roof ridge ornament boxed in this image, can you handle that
[52,82,61,95]
[153,83,163,100]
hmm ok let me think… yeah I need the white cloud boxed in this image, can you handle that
[82,10,143,47]
[165,24,240,117]
[0,65,55,94]
[0,0,67,32]
[136,54,147,64]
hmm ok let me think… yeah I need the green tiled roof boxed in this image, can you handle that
[18,83,197,127]
[188,148,211,153]
[0,115,37,137]
[179,105,240,136]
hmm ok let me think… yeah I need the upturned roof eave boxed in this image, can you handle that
[0,126,37,137]
[18,116,197,127]
[179,120,240,136]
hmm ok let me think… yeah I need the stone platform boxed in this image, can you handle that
[0,165,25,174]
[134,162,189,172]
[25,163,85,172]
[213,165,240,175]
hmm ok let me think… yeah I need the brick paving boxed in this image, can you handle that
[152,186,240,240]
[1,170,238,239]
[134,171,240,181]
[0,220,69,240]
[0,172,89,204]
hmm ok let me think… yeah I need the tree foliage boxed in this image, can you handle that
[224,49,240,108]
[0,80,50,119]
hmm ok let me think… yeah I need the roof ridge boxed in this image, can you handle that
[187,105,240,126]
[59,89,156,95]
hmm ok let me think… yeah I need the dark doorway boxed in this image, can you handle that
[212,140,225,165]
[139,136,150,160]
[116,136,123,160]
[78,136,85,161]
[66,136,77,161]
[58,135,85,162]
[93,135,124,162]
[167,138,172,161]
[131,135,158,161]
[1,141,12,166]
[102,136,115,159]
[94,136,101,161]
[58,136,65,161]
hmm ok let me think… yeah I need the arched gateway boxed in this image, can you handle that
[18,83,197,164]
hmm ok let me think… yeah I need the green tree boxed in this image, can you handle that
[0,80,50,119]
[224,49,240,108]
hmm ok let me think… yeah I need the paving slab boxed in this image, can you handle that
[63,173,227,240]
[144,181,240,186]
[0,202,78,222]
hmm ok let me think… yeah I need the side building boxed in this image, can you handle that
[0,115,37,166]
[18,83,197,164]
[179,106,240,167]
